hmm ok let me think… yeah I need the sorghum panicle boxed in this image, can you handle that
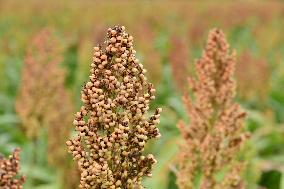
[134,22,161,85]
[169,35,189,93]
[66,26,161,189]
[177,29,248,189]
[16,29,65,140]
[0,148,25,189]
[15,29,78,188]
[236,50,270,103]
[15,29,73,167]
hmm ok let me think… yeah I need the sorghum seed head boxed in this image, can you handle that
[67,26,161,189]
[177,29,248,189]
[0,148,25,188]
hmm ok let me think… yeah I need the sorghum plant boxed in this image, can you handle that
[169,35,189,93]
[0,148,25,189]
[16,29,73,167]
[66,26,162,189]
[177,29,248,189]
[15,29,78,188]
[134,22,161,86]
[236,50,270,104]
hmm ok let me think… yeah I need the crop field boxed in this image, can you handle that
[1,1,284,189]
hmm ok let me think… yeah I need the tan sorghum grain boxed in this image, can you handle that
[66,26,161,189]
[0,148,25,189]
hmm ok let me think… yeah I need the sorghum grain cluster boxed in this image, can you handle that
[177,29,248,189]
[15,29,78,188]
[236,50,270,103]
[0,148,25,189]
[169,35,189,93]
[16,29,73,167]
[66,26,161,189]
[134,22,161,85]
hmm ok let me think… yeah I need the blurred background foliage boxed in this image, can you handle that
[1,1,284,189]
